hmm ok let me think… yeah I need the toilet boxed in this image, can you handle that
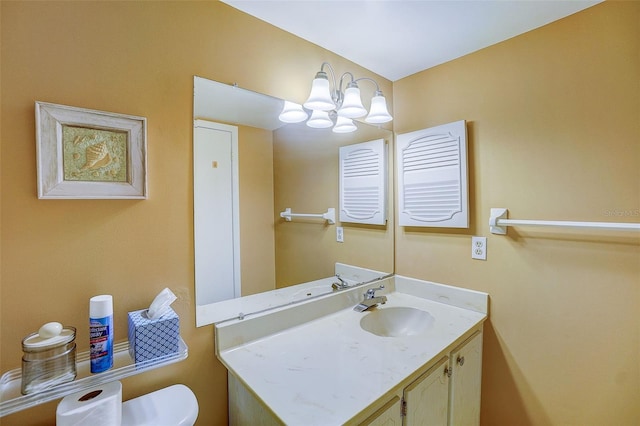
[56,382,198,426]
[121,384,199,426]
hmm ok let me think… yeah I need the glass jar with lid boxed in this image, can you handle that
[21,323,77,395]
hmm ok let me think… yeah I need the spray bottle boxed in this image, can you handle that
[89,295,114,373]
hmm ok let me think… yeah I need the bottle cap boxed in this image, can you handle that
[90,295,113,318]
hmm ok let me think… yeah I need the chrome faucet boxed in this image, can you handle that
[331,274,349,291]
[354,285,387,312]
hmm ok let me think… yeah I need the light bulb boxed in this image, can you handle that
[332,116,357,133]
[365,93,393,124]
[306,110,333,128]
[279,101,308,123]
[303,72,336,111]
[337,86,367,118]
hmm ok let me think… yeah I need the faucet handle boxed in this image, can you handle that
[365,285,385,299]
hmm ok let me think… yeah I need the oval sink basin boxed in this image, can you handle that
[360,307,434,337]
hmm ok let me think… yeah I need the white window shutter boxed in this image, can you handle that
[339,138,387,225]
[397,120,469,228]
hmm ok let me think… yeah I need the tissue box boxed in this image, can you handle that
[127,308,180,364]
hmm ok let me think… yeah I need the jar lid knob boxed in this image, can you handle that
[38,322,63,338]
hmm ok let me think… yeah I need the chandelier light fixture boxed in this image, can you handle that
[278,62,393,133]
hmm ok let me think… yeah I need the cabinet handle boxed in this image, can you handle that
[457,356,465,366]
[444,366,452,378]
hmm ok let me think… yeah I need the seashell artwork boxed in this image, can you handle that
[62,125,127,183]
[81,141,112,170]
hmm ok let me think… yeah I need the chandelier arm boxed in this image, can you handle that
[320,62,344,106]
[338,72,356,92]
[336,72,356,107]
[320,62,337,91]
[353,77,382,93]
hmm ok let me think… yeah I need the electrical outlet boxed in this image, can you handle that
[471,236,487,260]
[336,226,344,243]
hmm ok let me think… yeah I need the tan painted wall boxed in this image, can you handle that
[393,2,639,425]
[0,2,390,425]
[238,125,276,296]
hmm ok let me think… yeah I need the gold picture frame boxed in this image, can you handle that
[36,102,147,199]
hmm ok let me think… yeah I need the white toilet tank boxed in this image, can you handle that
[121,384,199,426]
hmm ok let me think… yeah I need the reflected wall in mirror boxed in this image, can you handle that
[273,122,394,287]
[193,76,394,326]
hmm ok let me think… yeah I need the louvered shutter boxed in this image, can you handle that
[397,120,469,228]
[339,138,387,225]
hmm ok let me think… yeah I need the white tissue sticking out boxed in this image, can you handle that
[146,288,177,320]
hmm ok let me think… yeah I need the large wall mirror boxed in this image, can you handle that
[193,76,394,326]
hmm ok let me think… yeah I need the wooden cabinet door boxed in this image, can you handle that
[449,331,483,426]
[360,395,402,426]
[403,356,450,425]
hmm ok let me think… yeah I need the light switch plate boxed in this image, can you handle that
[471,236,487,260]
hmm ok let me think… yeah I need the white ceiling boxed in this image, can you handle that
[222,0,603,82]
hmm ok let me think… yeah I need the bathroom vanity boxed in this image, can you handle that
[215,275,488,425]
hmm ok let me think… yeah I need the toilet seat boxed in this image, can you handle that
[121,384,198,426]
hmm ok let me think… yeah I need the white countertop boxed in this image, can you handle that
[216,276,488,425]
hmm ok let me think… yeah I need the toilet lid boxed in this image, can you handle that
[121,384,198,426]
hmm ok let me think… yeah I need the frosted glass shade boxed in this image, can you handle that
[332,116,357,133]
[306,110,333,128]
[365,95,393,124]
[278,101,308,123]
[337,87,367,118]
[303,77,335,111]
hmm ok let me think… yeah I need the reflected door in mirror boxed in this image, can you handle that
[194,120,241,305]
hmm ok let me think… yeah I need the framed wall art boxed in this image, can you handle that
[35,101,147,199]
